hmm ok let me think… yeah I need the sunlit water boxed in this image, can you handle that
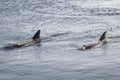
[1,0,120,80]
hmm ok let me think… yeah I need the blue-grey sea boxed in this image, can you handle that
[1,0,120,80]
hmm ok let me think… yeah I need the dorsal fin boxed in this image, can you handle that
[99,31,107,41]
[32,30,40,40]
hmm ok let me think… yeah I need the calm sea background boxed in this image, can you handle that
[1,0,120,80]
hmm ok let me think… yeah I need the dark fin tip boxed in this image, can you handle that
[32,30,41,40]
[99,31,107,41]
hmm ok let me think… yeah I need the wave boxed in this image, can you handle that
[1,0,120,17]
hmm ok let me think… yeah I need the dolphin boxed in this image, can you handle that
[79,31,108,50]
[4,30,41,49]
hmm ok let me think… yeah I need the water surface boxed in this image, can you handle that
[1,0,120,80]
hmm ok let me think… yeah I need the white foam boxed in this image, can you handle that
[70,0,120,8]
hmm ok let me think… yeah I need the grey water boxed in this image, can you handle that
[1,0,120,80]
